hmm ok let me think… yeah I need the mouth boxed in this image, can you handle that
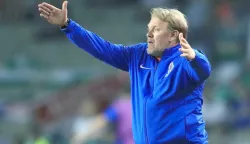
[148,41,153,44]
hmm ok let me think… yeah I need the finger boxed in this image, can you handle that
[62,1,68,11]
[40,13,48,19]
[38,8,50,16]
[179,32,183,40]
[180,37,188,44]
[180,53,188,57]
[180,42,190,49]
[179,33,185,43]
[179,48,189,53]
[179,33,188,44]
[38,4,52,13]
[42,2,58,11]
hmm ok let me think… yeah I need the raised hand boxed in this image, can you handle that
[38,1,68,26]
[178,33,196,60]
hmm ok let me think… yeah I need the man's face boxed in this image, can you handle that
[147,17,175,57]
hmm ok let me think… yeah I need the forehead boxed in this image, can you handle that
[148,17,168,28]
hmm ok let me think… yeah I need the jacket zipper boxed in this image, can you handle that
[144,64,158,144]
[144,97,149,144]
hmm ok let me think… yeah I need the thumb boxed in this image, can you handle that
[62,1,68,11]
[179,33,183,41]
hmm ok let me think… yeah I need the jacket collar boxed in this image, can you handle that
[161,44,181,58]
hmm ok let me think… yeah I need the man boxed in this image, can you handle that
[72,94,133,144]
[38,1,211,143]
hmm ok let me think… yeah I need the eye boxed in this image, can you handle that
[146,27,150,32]
[155,28,160,31]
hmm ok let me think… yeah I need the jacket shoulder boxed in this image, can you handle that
[126,43,147,50]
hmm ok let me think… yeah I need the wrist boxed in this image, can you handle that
[60,18,70,28]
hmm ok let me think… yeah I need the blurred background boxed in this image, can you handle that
[0,0,250,143]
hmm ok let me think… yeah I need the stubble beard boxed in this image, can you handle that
[147,47,163,57]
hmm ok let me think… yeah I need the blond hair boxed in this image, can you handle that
[150,7,188,40]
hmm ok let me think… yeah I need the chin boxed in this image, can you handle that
[147,49,156,57]
[147,48,162,57]
[146,48,153,55]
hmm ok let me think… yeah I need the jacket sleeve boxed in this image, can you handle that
[61,19,133,71]
[184,49,211,83]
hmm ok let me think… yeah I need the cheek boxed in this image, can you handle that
[159,34,170,45]
[155,36,168,47]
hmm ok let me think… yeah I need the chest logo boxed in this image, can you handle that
[140,64,151,70]
[164,62,174,77]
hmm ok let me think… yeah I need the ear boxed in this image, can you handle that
[170,30,179,42]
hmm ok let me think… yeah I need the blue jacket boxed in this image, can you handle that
[62,20,211,144]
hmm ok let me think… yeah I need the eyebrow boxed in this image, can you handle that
[147,25,158,29]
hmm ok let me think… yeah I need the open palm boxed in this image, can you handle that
[38,1,68,26]
[178,33,196,60]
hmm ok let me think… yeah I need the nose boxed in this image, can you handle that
[147,30,153,38]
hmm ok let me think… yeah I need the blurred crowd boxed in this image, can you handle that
[0,0,250,144]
